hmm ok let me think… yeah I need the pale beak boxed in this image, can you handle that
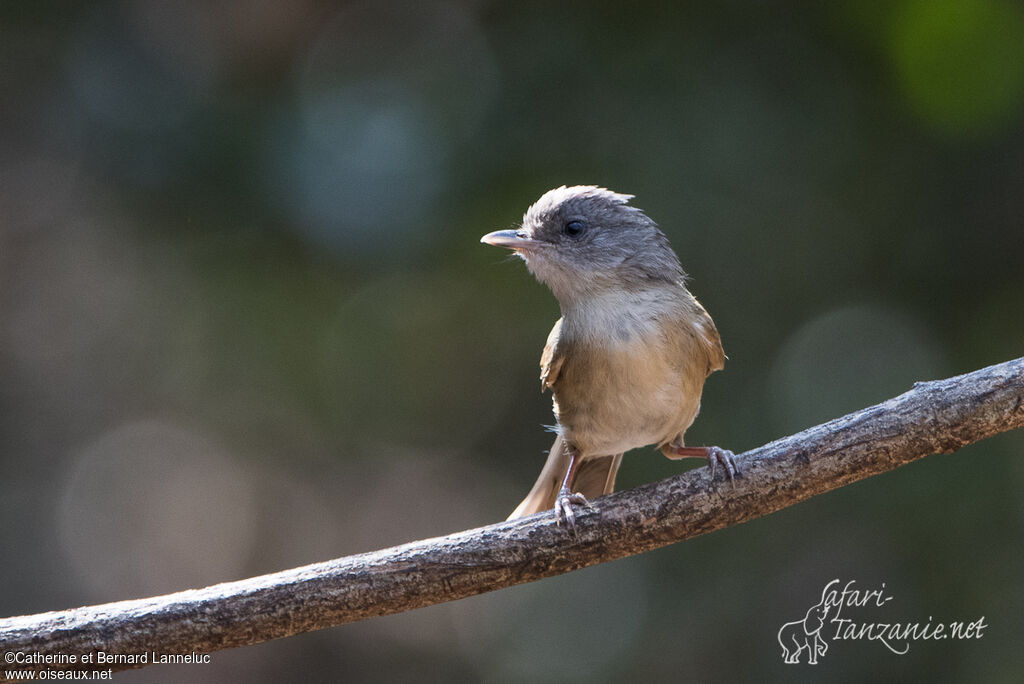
[480,229,543,251]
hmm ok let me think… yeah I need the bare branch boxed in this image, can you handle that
[2,357,1022,674]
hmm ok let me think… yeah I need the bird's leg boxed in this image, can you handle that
[554,443,590,531]
[668,445,741,483]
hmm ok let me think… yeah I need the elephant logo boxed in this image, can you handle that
[778,579,840,664]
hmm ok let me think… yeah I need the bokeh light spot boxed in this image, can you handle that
[58,420,258,601]
[264,0,497,255]
[66,5,217,133]
[770,304,947,433]
[889,0,1024,138]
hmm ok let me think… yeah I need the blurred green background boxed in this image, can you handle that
[2,1,1022,681]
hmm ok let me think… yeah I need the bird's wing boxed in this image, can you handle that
[689,297,726,377]
[698,313,726,376]
[540,317,566,392]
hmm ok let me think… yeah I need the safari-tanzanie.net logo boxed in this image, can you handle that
[777,579,987,664]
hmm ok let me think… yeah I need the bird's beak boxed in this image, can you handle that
[480,230,542,251]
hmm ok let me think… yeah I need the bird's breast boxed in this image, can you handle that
[552,292,707,456]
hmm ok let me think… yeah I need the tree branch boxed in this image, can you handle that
[2,358,1023,674]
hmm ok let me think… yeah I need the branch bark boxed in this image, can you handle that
[2,358,1023,674]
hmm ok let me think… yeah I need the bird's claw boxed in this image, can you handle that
[707,445,741,485]
[554,488,590,531]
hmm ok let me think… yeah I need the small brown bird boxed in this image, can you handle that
[481,186,738,528]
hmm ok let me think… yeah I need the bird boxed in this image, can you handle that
[481,185,738,529]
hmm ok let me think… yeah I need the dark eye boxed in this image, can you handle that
[563,220,585,237]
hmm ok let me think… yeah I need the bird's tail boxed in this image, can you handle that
[507,434,622,520]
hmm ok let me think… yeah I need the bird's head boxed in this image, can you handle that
[481,186,683,305]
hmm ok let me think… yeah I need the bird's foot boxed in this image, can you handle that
[705,445,740,483]
[671,445,741,484]
[554,487,590,531]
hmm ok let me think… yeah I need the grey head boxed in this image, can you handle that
[481,186,683,305]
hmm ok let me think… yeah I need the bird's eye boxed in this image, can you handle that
[563,220,585,237]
